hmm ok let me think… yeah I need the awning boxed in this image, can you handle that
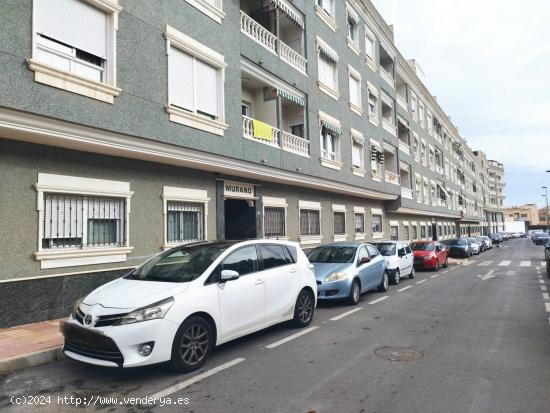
[321,119,341,135]
[277,89,305,107]
[318,44,338,62]
[271,0,304,28]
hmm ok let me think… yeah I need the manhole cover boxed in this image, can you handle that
[375,347,424,362]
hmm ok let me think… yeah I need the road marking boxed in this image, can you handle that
[330,308,363,321]
[540,280,546,284]
[265,326,319,349]
[368,296,389,305]
[477,269,496,281]
[462,260,474,266]
[416,279,428,284]
[498,260,511,267]
[545,303,550,313]
[520,260,531,267]
[149,357,245,398]
[478,260,493,266]
[430,274,439,279]
[397,286,412,292]
[543,293,549,300]
[541,285,547,291]
[441,270,449,274]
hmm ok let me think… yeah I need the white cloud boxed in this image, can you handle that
[371,0,550,185]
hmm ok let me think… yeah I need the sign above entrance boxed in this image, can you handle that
[223,180,255,199]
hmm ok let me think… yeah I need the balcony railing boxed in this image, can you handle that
[380,67,395,88]
[382,119,397,136]
[397,95,407,110]
[401,187,413,199]
[240,11,307,74]
[398,140,410,154]
[242,115,309,157]
[385,170,400,185]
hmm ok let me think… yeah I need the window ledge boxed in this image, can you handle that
[318,81,340,101]
[166,105,228,136]
[35,246,133,269]
[299,235,323,246]
[372,173,382,182]
[369,116,380,126]
[349,102,363,116]
[334,235,347,242]
[355,234,366,241]
[366,57,377,72]
[315,6,337,32]
[320,158,343,170]
[352,167,365,177]
[184,0,225,23]
[347,39,360,55]
[373,233,384,239]
[27,59,121,104]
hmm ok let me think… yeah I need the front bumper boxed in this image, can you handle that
[316,278,351,300]
[61,316,179,368]
[414,257,436,268]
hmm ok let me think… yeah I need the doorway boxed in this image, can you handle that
[224,199,257,240]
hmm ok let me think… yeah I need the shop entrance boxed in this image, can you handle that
[224,199,257,240]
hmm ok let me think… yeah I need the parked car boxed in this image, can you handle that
[534,232,550,246]
[410,241,448,271]
[371,241,414,285]
[62,240,317,372]
[479,236,493,249]
[475,237,488,252]
[546,241,550,277]
[444,238,472,258]
[489,233,503,246]
[466,237,481,254]
[308,242,388,305]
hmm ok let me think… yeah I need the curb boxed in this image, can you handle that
[0,346,64,374]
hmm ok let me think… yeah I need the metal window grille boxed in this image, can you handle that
[300,209,320,236]
[372,215,382,233]
[264,207,286,237]
[167,201,204,243]
[354,213,365,234]
[390,226,399,241]
[334,212,346,235]
[412,226,418,240]
[42,193,125,249]
[421,226,426,238]
[404,226,410,240]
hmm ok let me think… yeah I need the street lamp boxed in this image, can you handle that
[543,186,549,233]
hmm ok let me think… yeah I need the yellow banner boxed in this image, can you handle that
[252,119,273,141]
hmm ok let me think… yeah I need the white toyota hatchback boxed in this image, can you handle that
[61,240,317,372]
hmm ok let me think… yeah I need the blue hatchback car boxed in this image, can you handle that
[307,242,388,305]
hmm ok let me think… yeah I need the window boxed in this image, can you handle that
[334,212,346,235]
[346,6,360,51]
[352,140,364,170]
[320,125,341,165]
[264,207,286,238]
[367,85,378,121]
[348,67,362,112]
[428,225,433,238]
[260,245,291,270]
[390,225,399,241]
[167,202,204,243]
[419,101,425,128]
[365,30,376,64]
[372,214,383,234]
[381,92,395,133]
[184,0,225,23]
[403,226,410,240]
[300,209,320,236]
[412,225,418,240]
[42,193,126,249]
[35,173,132,269]
[427,111,433,135]
[29,0,120,103]
[371,141,383,178]
[222,246,258,276]
[411,92,418,122]
[421,225,426,238]
[317,0,335,17]
[355,213,365,234]
[317,40,339,97]
[166,25,227,136]
[367,245,379,257]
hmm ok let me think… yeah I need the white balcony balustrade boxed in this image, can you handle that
[242,115,309,157]
[380,67,395,88]
[385,170,400,185]
[401,187,413,199]
[240,11,307,75]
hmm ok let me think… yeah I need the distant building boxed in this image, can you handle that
[504,204,540,224]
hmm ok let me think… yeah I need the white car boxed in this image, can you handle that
[61,240,317,372]
[371,241,415,285]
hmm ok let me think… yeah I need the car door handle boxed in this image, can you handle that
[289,267,297,273]
[255,279,265,285]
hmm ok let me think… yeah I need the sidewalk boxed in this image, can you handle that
[0,318,65,374]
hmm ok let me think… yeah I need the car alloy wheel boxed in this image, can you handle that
[409,266,415,279]
[293,289,314,327]
[392,269,400,285]
[181,324,209,367]
[348,279,361,305]
[378,271,389,292]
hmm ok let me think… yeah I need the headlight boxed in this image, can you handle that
[118,297,175,325]
[324,272,348,282]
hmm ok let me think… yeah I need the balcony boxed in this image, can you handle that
[240,3,307,75]
[385,170,400,185]
[401,187,413,199]
[242,116,309,157]
[382,119,397,136]
[380,67,395,88]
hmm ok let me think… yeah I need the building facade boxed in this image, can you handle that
[0,0,505,327]
[503,204,540,225]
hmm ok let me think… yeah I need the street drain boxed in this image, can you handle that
[375,347,424,362]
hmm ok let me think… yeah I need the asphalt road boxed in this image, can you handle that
[1,239,550,413]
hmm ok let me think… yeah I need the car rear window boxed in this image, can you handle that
[307,246,356,263]
[411,243,434,251]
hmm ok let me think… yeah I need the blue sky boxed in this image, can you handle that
[371,0,550,208]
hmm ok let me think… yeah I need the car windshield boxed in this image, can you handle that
[372,243,396,256]
[411,243,434,251]
[307,245,356,264]
[467,238,477,243]
[448,239,467,246]
[307,246,356,263]
[125,243,231,282]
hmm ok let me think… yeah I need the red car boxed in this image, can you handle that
[410,241,448,271]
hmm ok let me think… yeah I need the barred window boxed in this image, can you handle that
[403,226,410,240]
[372,214,383,234]
[334,212,346,235]
[428,225,433,238]
[300,209,320,236]
[354,213,365,234]
[421,225,426,238]
[390,225,399,241]
[412,225,418,240]
[167,201,204,243]
[264,207,286,238]
[42,193,126,249]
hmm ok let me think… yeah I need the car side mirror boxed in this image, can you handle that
[220,269,240,281]
[358,256,371,266]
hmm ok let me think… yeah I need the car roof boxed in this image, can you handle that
[315,242,362,248]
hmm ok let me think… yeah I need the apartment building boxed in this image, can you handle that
[504,204,541,225]
[0,0,505,327]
